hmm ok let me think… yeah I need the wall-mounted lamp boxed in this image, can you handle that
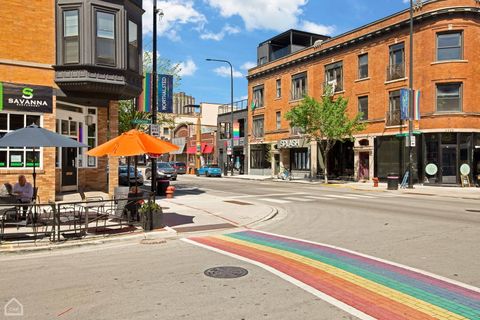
[85,114,94,126]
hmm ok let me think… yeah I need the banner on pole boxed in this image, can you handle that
[414,90,421,120]
[138,73,152,112]
[233,122,240,140]
[158,74,173,113]
[400,88,409,120]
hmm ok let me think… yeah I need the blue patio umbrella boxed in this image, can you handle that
[0,124,87,196]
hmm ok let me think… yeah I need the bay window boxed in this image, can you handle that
[96,11,116,65]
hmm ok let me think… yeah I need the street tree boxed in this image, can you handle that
[285,87,365,183]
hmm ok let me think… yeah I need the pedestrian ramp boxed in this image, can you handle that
[257,192,400,205]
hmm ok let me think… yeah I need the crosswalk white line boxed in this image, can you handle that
[344,194,375,199]
[284,197,312,202]
[323,194,359,199]
[259,198,291,204]
[304,196,335,200]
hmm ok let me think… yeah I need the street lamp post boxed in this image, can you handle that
[151,3,163,194]
[407,0,415,188]
[206,58,234,176]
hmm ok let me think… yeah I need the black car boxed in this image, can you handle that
[145,162,177,181]
[169,161,187,174]
[118,166,144,186]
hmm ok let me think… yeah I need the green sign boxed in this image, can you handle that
[131,119,151,124]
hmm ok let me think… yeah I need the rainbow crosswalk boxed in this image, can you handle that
[185,230,480,320]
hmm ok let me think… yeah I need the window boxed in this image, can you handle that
[325,62,343,92]
[276,111,281,130]
[358,54,368,79]
[63,10,79,64]
[291,72,307,100]
[252,116,264,137]
[96,11,115,65]
[219,122,230,139]
[291,148,310,170]
[436,83,462,112]
[0,113,42,169]
[250,144,270,169]
[238,119,245,138]
[388,43,405,80]
[387,90,401,126]
[163,127,169,135]
[252,85,264,109]
[128,20,139,71]
[437,32,462,61]
[358,96,368,120]
[87,122,97,167]
[276,79,282,98]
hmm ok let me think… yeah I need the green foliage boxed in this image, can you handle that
[118,100,151,134]
[139,200,162,215]
[143,51,182,88]
[285,87,365,182]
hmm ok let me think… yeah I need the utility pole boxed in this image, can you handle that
[408,0,415,188]
[206,58,234,176]
[150,3,164,193]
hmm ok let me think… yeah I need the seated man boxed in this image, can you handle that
[13,175,33,203]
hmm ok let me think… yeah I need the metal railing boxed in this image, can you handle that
[386,63,405,81]
[218,99,248,115]
[0,193,156,244]
[386,110,401,126]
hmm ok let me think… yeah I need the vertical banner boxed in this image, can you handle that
[400,88,409,120]
[138,73,152,112]
[233,121,240,140]
[158,74,173,113]
[414,90,421,120]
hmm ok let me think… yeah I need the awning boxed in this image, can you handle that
[170,137,186,155]
[186,146,197,154]
[203,144,214,154]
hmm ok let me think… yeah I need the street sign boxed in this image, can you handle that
[405,135,416,147]
[150,124,160,137]
[131,119,151,124]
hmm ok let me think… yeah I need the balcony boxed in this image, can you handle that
[218,99,248,115]
[386,110,401,126]
[54,65,143,101]
[386,63,405,81]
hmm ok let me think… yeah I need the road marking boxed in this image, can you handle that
[258,198,291,204]
[304,196,335,200]
[323,194,359,199]
[185,230,480,320]
[284,197,312,202]
[344,194,375,199]
[235,192,307,199]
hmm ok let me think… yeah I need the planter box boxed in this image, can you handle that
[142,208,163,231]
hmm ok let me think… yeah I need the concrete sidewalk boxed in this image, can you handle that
[0,192,276,253]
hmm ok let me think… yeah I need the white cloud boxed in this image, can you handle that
[143,0,206,41]
[241,61,256,70]
[205,0,334,34]
[178,59,198,76]
[298,21,335,36]
[213,66,243,78]
[200,24,241,41]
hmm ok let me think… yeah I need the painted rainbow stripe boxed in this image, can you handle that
[186,230,480,320]
[138,73,152,112]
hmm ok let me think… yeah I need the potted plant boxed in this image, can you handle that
[139,201,163,231]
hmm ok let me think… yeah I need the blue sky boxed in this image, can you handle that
[142,0,412,105]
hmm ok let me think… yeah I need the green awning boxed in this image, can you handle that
[395,131,422,137]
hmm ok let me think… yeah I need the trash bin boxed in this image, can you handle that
[387,174,399,190]
[156,179,170,196]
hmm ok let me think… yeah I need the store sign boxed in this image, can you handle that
[278,138,304,149]
[0,82,53,113]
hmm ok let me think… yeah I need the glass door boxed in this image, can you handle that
[62,146,78,189]
[441,145,457,184]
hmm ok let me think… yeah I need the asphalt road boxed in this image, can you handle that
[1,175,479,320]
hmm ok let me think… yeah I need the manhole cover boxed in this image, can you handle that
[204,266,248,279]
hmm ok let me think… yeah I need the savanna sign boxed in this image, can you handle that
[0,82,53,113]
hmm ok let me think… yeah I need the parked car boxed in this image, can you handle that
[169,161,187,174]
[145,162,177,181]
[197,164,222,177]
[118,166,144,186]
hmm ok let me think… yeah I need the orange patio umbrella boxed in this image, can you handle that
[87,129,179,157]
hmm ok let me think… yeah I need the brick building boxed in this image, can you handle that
[247,0,480,185]
[0,0,143,201]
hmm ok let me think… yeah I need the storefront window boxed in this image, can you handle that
[424,134,439,183]
[250,145,270,169]
[0,113,42,169]
[291,148,310,170]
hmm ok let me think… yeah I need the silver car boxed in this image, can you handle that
[145,162,177,181]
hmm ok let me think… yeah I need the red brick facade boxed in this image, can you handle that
[247,0,480,184]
